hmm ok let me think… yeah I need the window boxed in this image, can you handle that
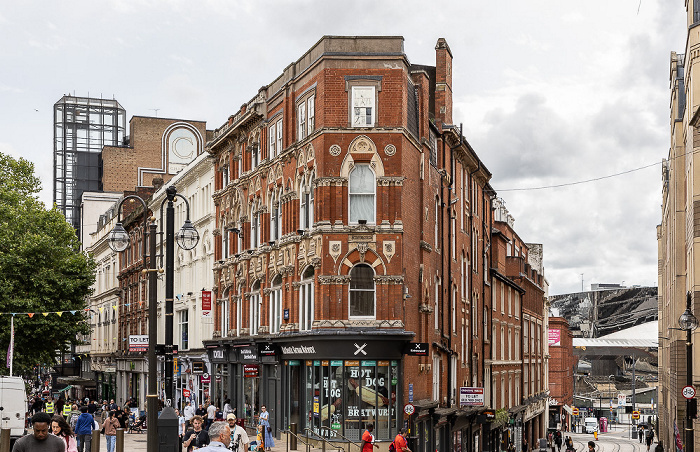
[451,211,456,259]
[271,192,280,242]
[435,197,440,247]
[270,276,282,334]
[252,143,260,169]
[508,328,512,360]
[349,264,375,318]
[300,266,314,331]
[351,86,375,127]
[500,282,505,314]
[515,292,520,318]
[508,287,512,317]
[434,277,440,330]
[307,95,315,135]
[221,294,230,338]
[250,281,260,336]
[222,166,229,187]
[515,331,520,360]
[298,103,306,140]
[500,327,505,360]
[432,354,440,401]
[451,286,457,334]
[472,301,478,336]
[236,288,242,336]
[276,119,283,153]
[237,156,242,178]
[483,308,488,341]
[269,122,276,158]
[348,164,375,224]
[277,188,283,239]
[179,309,189,350]
[300,174,314,230]
[236,221,243,254]
[251,204,261,249]
[222,227,229,260]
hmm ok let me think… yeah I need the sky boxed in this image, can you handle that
[0,1,686,295]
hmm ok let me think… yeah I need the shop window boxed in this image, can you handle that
[349,164,375,224]
[349,264,375,318]
[270,275,282,334]
[250,281,261,336]
[300,266,314,331]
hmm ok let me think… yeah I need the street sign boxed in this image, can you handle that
[632,411,640,420]
[572,407,579,416]
[408,383,414,403]
[404,403,415,416]
[683,385,696,399]
[618,393,627,406]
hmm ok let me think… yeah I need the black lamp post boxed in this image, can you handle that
[679,292,698,452]
[158,186,198,406]
[109,196,158,451]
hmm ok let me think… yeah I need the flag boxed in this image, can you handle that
[6,316,14,371]
[675,421,683,452]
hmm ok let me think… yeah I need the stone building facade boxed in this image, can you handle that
[203,36,548,452]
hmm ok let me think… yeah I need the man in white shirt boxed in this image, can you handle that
[184,401,195,429]
[194,421,231,452]
[206,401,217,429]
[226,414,249,452]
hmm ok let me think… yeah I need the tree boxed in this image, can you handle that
[0,152,95,377]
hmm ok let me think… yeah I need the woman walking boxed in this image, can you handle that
[103,411,121,452]
[259,405,275,450]
[51,414,78,452]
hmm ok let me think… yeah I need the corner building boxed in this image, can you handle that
[205,36,495,451]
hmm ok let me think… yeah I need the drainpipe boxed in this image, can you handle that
[468,155,482,390]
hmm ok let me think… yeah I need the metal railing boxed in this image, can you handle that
[282,428,315,452]
[318,427,363,452]
[301,427,345,452]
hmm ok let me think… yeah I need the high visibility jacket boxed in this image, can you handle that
[45,402,54,413]
[62,404,71,416]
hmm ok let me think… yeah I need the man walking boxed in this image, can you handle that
[645,426,655,451]
[227,414,250,452]
[194,422,231,452]
[392,427,412,452]
[74,406,94,452]
[11,412,64,452]
[206,400,217,429]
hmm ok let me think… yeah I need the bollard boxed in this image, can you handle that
[116,428,125,452]
[92,429,101,451]
[0,428,9,452]
[290,423,298,450]
[157,406,179,451]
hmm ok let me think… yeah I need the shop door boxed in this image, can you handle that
[267,376,278,434]
[244,371,260,426]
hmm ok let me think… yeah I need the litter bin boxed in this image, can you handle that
[632,428,638,440]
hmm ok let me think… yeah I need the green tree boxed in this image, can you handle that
[0,152,95,377]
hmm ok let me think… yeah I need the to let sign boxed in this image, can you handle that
[202,291,212,318]
[129,335,148,352]
[460,387,485,407]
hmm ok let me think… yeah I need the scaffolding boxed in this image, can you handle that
[53,95,126,236]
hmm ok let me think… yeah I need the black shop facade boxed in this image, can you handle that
[204,332,412,441]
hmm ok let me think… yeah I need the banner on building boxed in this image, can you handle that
[202,291,212,317]
[548,329,561,346]
[128,335,149,352]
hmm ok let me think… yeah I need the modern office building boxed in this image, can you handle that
[53,95,126,238]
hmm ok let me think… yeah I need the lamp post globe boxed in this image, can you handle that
[108,223,130,252]
[679,308,699,331]
[176,219,199,250]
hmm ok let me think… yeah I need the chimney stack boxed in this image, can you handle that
[434,38,453,129]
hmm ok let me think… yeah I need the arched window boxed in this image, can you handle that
[349,264,375,318]
[348,164,375,224]
[270,275,282,334]
[250,281,260,336]
[300,266,314,331]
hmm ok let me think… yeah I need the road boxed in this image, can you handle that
[565,428,656,452]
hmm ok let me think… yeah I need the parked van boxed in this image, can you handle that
[0,376,26,441]
[584,417,598,433]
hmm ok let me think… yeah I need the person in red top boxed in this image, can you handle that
[361,423,379,451]
[393,427,412,452]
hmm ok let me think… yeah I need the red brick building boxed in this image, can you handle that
[547,317,575,430]
[203,36,546,452]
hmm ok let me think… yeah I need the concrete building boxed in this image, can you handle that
[660,4,700,447]
[203,36,548,452]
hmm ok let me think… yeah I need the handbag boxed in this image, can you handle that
[267,426,271,433]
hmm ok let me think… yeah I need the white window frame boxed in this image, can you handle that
[179,309,189,350]
[351,86,376,127]
[277,188,283,239]
[276,119,283,153]
[307,95,315,135]
[300,267,314,331]
[250,282,260,336]
[222,227,229,260]
[270,276,282,334]
[349,264,376,319]
[432,354,440,401]
[222,295,229,338]
[269,122,276,158]
[252,143,259,169]
[298,102,306,140]
[271,193,280,242]
[348,164,376,224]
[236,289,242,336]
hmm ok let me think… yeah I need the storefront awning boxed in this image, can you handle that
[562,405,573,415]
[57,376,96,387]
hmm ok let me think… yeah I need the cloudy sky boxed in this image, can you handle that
[0,1,685,295]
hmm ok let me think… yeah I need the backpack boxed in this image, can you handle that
[389,441,396,452]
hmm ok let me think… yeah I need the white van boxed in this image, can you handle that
[584,417,598,433]
[0,376,26,440]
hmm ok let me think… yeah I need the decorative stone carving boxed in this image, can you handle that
[356,243,369,262]
[384,144,396,156]
[383,241,395,263]
[374,275,404,285]
[329,144,341,157]
[329,241,342,263]
[318,275,351,285]
[349,136,373,154]
[420,240,433,252]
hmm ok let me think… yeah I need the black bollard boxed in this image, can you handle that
[157,406,179,452]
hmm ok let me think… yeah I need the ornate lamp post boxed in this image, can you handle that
[108,196,158,451]
[679,292,698,452]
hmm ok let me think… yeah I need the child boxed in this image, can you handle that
[255,424,265,451]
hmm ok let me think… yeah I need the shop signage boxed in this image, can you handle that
[128,335,148,352]
[617,394,626,406]
[201,373,211,384]
[459,387,485,407]
[484,410,495,420]
[548,329,561,347]
[259,344,276,357]
[404,343,429,356]
[279,338,405,359]
[104,366,116,373]
[183,389,191,398]
[239,346,259,361]
[202,290,212,318]
[211,347,227,363]
[244,364,259,377]
[192,361,205,374]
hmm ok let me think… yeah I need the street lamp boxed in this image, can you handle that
[108,196,158,451]
[158,186,198,407]
[679,292,698,452]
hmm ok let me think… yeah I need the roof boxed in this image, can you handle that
[597,321,658,340]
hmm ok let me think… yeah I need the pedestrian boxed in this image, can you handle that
[176,409,185,438]
[646,426,655,451]
[523,438,529,452]
[193,421,231,452]
[254,424,265,451]
[50,415,77,452]
[102,411,120,452]
[555,431,562,452]
[392,427,412,452]
[360,423,379,451]
[74,406,94,452]
[206,401,217,429]
[109,399,117,411]
[115,406,127,429]
[68,404,81,431]
[184,400,195,429]
[588,441,596,452]
[258,405,274,450]
[655,441,664,452]
[12,412,65,452]
[227,414,250,452]
[223,399,233,418]
[183,415,210,452]
[639,426,644,444]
